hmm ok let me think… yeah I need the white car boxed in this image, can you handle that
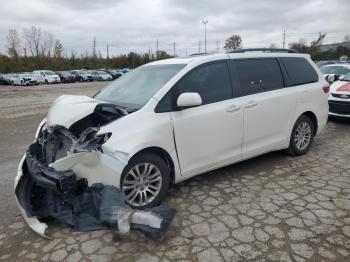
[90,70,113,81]
[328,72,350,118]
[320,63,350,83]
[15,50,329,237]
[10,73,38,86]
[33,70,61,84]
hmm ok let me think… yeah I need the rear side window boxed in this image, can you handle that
[232,59,284,96]
[176,61,232,105]
[280,57,318,86]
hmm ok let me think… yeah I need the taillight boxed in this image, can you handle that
[323,84,330,94]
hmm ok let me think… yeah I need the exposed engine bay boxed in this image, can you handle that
[14,95,176,241]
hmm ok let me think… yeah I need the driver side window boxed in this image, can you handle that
[176,61,233,105]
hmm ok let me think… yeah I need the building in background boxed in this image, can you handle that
[320,41,350,52]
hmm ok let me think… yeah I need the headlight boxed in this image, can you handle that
[35,119,47,139]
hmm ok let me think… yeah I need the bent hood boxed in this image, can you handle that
[47,95,103,129]
[330,81,350,94]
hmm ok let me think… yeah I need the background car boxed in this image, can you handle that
[0,74,13,85]
[70,70,93,82]
[99,69,122,79]
[339,55,348,63]
[33,70,61,84]
[0,74,6,85]
[320,64,350,83]
[90,70,113,81]
[328,72,350,118]
[316,60,337,68]
[56,71,76,83]
[10,73,38,86]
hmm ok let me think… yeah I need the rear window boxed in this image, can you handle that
[281,57,318,86]
[232,58,284,96]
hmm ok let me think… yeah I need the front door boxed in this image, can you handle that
[171,61,244,176]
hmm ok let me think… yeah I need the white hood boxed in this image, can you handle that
[330,81,350,94]
[47,95,103,129]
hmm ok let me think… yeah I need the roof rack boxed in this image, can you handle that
[228,48,297,53]
[189,52,216,57]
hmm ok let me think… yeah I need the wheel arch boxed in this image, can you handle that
[300,111,318,135]
[126,147,176,184]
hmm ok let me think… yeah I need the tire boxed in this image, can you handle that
[286,115,315,156]
[120,152,170,209]
[45,80,48,84]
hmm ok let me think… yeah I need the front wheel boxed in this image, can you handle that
[120,152,170,209]
[286,115,315,156]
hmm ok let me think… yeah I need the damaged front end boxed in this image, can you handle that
[14,95,175,241]
[15,96,128,237]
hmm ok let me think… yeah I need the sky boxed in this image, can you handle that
[0,0,349,57]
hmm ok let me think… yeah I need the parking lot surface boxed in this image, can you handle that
[0,82,350,262]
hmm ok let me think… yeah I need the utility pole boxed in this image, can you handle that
[156,39,159,59]
[106,44,109,59]
[198,40,201,53]
[282,29,286,49]
[202,20,208,53]
[173,41,176,57]
[216,40,220,53]
[92,36,97,58]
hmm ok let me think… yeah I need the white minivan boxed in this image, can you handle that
[15,50,329,236]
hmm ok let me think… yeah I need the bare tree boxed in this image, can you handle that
[344,35,350,43]
[310,32,327,47]
[269,43,277,48]
[23,26,42,57]
[6,29,21,58]
[53,40,64,58]
[224,35,242,51]
[40,31,55,57]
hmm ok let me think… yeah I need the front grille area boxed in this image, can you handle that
[329,100,350,115]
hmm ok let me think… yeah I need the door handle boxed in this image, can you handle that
[245,101,258,108]
[226,105,241,112]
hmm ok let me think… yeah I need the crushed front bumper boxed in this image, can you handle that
[14,140,127,237]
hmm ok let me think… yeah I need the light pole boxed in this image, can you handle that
[202,20,208,53]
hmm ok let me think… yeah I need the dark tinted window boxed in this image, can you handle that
[176,62,232,105]
[233,59,284,96]
[281,57,318,86]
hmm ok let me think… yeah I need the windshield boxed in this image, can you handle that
[320,65,350,75]
[95,64,185,109]
[342,73,350,81]
[43,71,55,75]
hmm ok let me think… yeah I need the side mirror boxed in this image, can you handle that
[177,92,202,109]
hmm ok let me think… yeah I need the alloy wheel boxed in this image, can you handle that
[122,163,162,207]
[294,121,312,151]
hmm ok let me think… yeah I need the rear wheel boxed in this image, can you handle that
[45,80,48,84]
[120,152,170,209]
[286,115,315,156]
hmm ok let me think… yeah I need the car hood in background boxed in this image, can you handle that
[47,95,103,129]
[330,81,350,94]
